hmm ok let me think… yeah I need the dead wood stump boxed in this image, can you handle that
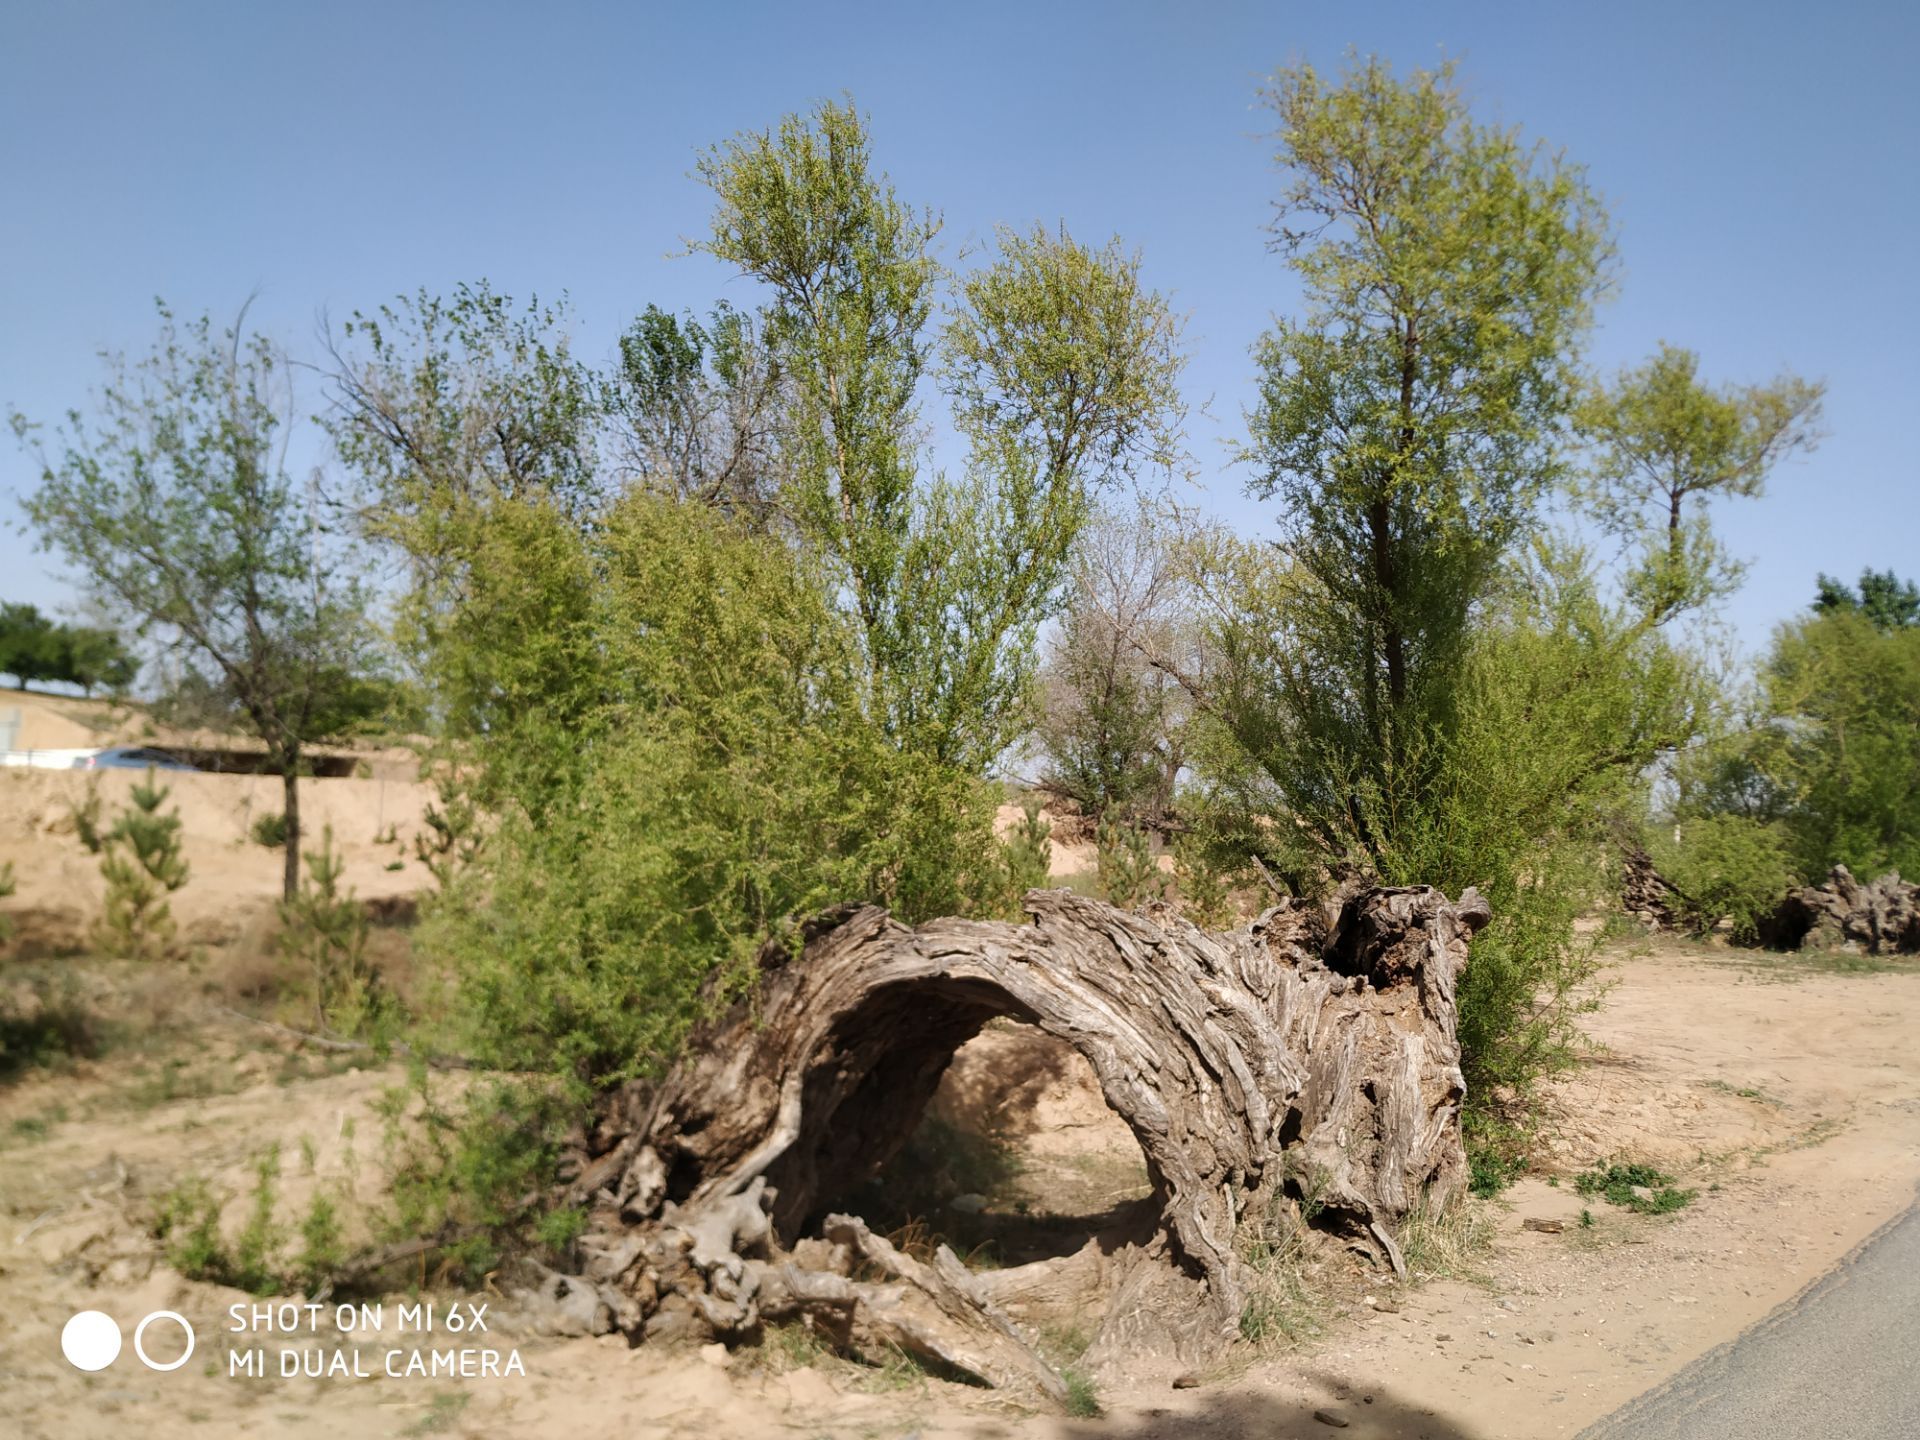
[1765,865,1920,955]
[560,884,1488,1400]
[1621,840,1683,931]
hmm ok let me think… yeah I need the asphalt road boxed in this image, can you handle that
[1577,1197,1920,1440]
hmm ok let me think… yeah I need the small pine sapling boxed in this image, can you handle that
[414,768,483,890]
[278,825,380,1034]
[1171,836,1237,930]
[94,768,190,960]
[1096,818,1166,909]
[999,797,1054,900]
[68,777,105,854]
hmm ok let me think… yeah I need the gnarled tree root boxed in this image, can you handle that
[1765,864,1920,954]
[557,885,1487,1401]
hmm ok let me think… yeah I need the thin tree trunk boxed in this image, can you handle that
[1370,495,1406,708]
[1379,311,1419,712]
[281,751,301,901]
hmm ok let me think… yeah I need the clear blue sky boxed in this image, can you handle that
[3,0,1914,653]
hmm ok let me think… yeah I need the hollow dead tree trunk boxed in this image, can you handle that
[559,884,1488,1402]
[1766,865,1920,954]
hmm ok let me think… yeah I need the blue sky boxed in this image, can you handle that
[3,0,1914,654]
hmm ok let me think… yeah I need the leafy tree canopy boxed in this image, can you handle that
[1578,342,1823,620]
[14,303,380,897]
[1814,567,1920,630]
[0,602,136,695]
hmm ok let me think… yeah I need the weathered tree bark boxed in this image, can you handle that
[559,884,1487,1401]
[1621,839,1683,931]
[1765,865,1920,955]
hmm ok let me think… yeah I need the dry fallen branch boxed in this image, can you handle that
[553,885,1486,1400]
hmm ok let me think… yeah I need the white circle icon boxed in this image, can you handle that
[61,1310,123,1371]
[133,1310,195,1371]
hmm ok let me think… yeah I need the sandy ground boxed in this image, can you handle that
[2,688,427,955]
[1,766,433,952]
[3,933,1918,1439]
[0,733,1061,957]
[2,690,158,752]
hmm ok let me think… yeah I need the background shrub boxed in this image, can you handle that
[250,810,289,848]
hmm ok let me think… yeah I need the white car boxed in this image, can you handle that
[79,746,199,772]
[0,745,198,771]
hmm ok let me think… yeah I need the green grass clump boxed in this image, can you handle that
[150,1142,352,1295]
[151,1176,228,1280]
[1574,1160,1696,1215]
[1468,1145,1526,1197]
[0,975,102,1080]
[1062,1366,1102,1417]
[1234,1183,1327,1348]
[1398,1198,1495,1281]
[1462,1107,1532,1197]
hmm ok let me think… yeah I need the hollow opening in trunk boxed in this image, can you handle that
[832,1018,1160,1270]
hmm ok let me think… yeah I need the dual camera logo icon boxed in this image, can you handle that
[61,1310,195,1372]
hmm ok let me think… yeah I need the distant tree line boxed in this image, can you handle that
[0,601,135,695]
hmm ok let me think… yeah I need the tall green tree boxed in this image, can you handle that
[696,101,1185,773]
[1157,57,1731,1125]
[605,302,787,520]
[1235,53,1610,867]
[1578,342,1823,619]
[1814,567,1920,630]
[1654,570,1920,938]
[0,602,60,690]
[1038,509,1186,827]
[324,283,602,660]
[1756,596,1920,879]
[695,98,937,679]
[0,606,136,696]
[60,625,137,696]
[14,304,377,898]
[916,223,1185,770]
